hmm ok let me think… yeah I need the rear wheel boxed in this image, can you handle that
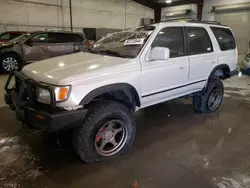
[72,100,136,163]
[0,53,21,73]
[193,78,224,113]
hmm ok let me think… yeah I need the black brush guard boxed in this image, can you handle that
[4,71,87,131]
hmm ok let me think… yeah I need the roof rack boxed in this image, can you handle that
[187,21,225,26]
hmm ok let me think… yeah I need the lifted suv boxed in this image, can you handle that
[5,21,238,163]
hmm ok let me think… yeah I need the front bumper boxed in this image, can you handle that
[4,71,87,131]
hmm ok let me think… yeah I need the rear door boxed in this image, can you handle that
[187,27,216,87]
[23,32,51,62]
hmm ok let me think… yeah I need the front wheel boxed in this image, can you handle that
[0,53,21,73]
[72,100,136,163]
[193,78,224,113]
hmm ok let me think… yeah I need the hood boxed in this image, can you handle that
[0,41,12,48]
[22,52,131,85]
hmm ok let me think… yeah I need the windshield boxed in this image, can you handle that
[88,26,155,58]
[10,33,31,43]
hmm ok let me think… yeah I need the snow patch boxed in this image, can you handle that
[0,135,43,187]
[213,174,250,188]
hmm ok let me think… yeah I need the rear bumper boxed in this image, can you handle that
[4,71,87,131]
[230,69,238,77]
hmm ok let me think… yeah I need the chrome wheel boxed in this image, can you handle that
[94,119,128,156]
[208,89,222,111]
[2,57,19,71]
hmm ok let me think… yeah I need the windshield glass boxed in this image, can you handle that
[10,33,31,43]
[88,26,155,58]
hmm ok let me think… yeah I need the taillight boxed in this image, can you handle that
[85,41,91,47]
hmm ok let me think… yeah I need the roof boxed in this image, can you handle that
[1,31,27,34]
[27,30,84,35]
[150,21,229,28]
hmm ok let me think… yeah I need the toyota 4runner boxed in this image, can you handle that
[4,21,238,163]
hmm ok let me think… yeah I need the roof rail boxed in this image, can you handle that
[187,20,226,26]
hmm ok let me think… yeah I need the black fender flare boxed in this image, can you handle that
[203,64,230,91]
[79,83,141,107]
[208,64,230,81]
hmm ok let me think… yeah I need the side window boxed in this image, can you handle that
[50,33,67,43]
[187,27,213,55]
[151,27,184,58]
[68,34,84,42]
[50,33,83,43]
[210,27,236,51]
[9,33,22,40]
[31,33,49,42]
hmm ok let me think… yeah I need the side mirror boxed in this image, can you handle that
[149,47,170,61]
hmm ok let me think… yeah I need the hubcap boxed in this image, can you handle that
[2,57,18,71]
[208,89,222,111]
[94,119,127,156]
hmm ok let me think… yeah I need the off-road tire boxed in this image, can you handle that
[72,100,136,163]
[193,77,224,113]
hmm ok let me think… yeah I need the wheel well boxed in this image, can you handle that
[0,52,22,64]
[209,64,231,80]
[80,84,141,111]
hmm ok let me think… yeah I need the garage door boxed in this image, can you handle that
[215,12,250,57]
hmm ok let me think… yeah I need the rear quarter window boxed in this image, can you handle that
[210,27,236,51]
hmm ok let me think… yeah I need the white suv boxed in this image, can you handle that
[5,21,238,163]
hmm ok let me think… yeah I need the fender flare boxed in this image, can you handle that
[203,64,230,91]
[79,83,141,107]
[208,64,230,81]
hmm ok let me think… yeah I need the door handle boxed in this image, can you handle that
[179,65,187,70]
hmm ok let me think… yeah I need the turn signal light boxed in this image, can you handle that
[58,87,69,100]
[85,41,91,47]
[36,114,44,120]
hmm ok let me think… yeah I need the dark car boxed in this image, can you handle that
[0,30,90,72]
[0,31,27,42]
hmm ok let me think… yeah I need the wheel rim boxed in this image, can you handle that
[94,119,128,156]
[208,89,222,111]
[2,57,18,71]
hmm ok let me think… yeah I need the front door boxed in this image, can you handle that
[23,32,51,63]
[140,26,189,108]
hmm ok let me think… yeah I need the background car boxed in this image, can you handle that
[0,31,27,42]
[240,53,250,75]
[0,30,91,72]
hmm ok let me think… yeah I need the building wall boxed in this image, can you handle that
[202,0,250,59]
[202,0,250,20]
[0,0,154,32]
[161,4,197,21]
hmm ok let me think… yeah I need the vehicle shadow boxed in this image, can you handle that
[0,99,214,187]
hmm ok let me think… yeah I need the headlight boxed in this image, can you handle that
[36,88,50,100]
[36,86,71,102]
